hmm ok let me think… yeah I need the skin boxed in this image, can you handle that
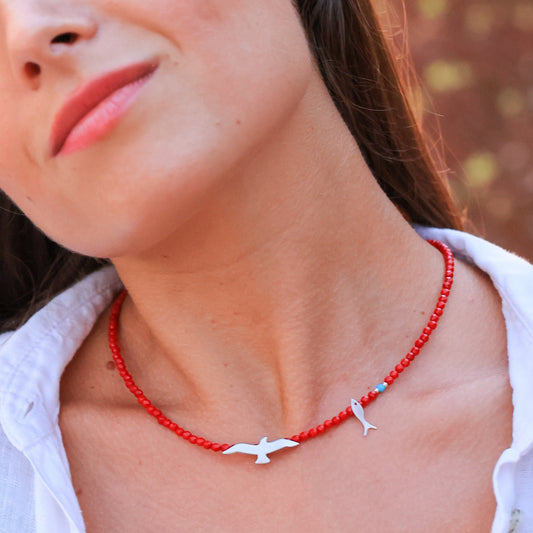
[0,1,513,531]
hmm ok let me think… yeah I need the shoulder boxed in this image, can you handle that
[415,226,533,435]
[416,227,533,528]
[415,226,533,335]
[415,228,533,401]
[0,267,120,533]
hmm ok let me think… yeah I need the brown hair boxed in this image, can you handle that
[0,0,463,333]
[0,198,106,331]
[295,0,462,228]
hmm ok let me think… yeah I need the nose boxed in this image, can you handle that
[2,3,98,89]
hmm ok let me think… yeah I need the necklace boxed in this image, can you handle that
[108,239,454,464]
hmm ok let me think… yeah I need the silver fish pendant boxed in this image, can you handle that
[351,398,377,436]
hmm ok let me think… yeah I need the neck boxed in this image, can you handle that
[109,87,444,439]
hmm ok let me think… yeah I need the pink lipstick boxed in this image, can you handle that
[50,61,159,157]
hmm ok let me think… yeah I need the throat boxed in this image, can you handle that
[104,240,453,459]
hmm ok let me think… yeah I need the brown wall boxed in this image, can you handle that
[396,0,533,261]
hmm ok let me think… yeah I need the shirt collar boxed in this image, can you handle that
[0,266,121,533]
[0,266,121,450]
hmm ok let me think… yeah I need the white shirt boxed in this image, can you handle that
[0,227,532,533]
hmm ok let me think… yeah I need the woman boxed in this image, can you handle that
[0,1,531,532]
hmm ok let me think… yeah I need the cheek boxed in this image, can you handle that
[0,88,25,198]
[0,151,40,218]
[154,0,311,113]
[0,71,50,213]
[185,2,313,146]
[0,0,313,259]
[99,0,226,45]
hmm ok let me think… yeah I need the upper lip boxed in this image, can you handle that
[49,60,159,156]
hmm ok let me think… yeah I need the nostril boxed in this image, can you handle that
[51,32,79,45]
[24,62,41,79]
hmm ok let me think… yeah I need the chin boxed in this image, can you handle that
[48,196,204,260]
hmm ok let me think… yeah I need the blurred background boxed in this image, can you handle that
[386,0,533,261]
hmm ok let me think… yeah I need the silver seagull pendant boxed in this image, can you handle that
[351,398,377,436]
[222,436,299,464]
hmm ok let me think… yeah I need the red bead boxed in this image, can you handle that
[188,435,197,444]
[317,424,326,433]
[299,431,309,441]
[360,395,370,406]
[421,334,429,343]
[203,441,213,449]
[220,444,230,452]
[291,435,300,442]
[324,420,333,429]
[390,370,399,379]
[411,347,420,356]
[211,443,221,452]
[157,415,167,425]
[401,358,410,368]
[196,437,205,446]
[368,391,378,400]
[395,364,405,373]
[442,289,450,296]
[308,428,318,438]
[406,352,415,361]
[384,376,394,385]
[415,339,424,348]
[169,423,178,431]
[338,410,349,421]
[332,416,341,425]
[182,431,191,439]
[175,427,184,436]
[423,327,432,335]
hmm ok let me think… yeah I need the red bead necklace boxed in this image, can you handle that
[108,239,454,463]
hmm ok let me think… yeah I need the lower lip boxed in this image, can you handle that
[58,71,155,157]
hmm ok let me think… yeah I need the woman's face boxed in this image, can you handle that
[0,1,314,257]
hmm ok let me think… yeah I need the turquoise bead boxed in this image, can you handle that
[376,383,387,393]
